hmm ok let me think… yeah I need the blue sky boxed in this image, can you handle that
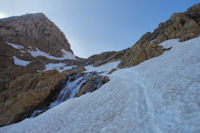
[0,0,199,58]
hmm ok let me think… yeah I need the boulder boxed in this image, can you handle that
[77,76,109,97]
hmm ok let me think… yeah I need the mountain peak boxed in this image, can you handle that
[0,12,74,57]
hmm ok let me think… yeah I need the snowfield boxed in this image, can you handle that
[1,37,200,133]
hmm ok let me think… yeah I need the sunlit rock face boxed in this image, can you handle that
[0,70,66,127]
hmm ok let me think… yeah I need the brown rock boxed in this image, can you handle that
[186,3,200,24]
[179,33,198,42]
[0,70,66,127]
[0,13,73,57]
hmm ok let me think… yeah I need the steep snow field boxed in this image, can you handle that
[1,37,200,133]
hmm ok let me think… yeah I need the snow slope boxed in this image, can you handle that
[1,37,200,133]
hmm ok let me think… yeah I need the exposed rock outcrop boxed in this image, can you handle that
[77,75,109,97]
[0,70,66,127]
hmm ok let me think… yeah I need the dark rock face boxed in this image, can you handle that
[0,13,73,57]
[118,3,200,68]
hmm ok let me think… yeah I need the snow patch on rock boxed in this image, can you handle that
[44,63,75,72]
[13,56,30,66]
[7,42,24,49]
[28,48,76,60]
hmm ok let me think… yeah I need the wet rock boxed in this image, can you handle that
[76,75,109,97]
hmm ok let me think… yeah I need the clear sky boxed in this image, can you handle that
[0,0,199,58]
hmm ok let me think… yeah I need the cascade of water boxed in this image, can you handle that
[31,71,106,118]
[48,73,90,109]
